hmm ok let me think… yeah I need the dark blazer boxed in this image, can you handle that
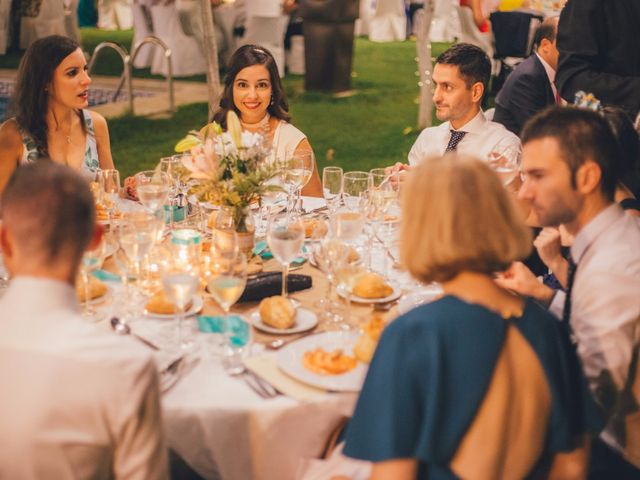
[494,54,555,136]
[556,0,640,118]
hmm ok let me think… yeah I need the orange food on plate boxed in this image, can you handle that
[303,348,357,375]
[145,291,193,315]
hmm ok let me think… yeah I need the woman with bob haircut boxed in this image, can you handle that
[0,35,114,193]
[343,154,602,479]
[211,44,322,197]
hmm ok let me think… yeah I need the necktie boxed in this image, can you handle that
[445,130,466,152]
[562,255,577,327]
[555,90,562,105]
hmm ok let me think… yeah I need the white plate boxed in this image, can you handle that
[277,332,367,392]
[337,285,401,304]
[144,295,204,319]
[250,307,318,334]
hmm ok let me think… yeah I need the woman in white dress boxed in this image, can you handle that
[212,44,322,197]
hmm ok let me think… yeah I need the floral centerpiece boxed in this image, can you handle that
[175,111,282,236]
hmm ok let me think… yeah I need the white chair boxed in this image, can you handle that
[97,0,133,30]
[20,0,67,49]
[355,0,376,37]
[131,0,155,68]
[455,5,494,60]
[64,0,81,43]
[148,2,208,77]
[0,0,11,54]
[369,0,406,42]
[429,0,459,42]
[286,34,305,75]
[241,0,288,77]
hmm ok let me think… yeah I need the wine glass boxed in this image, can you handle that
[206,251,248,374]
[283,150,314,212]
[313,236,349,324]
[376,207,401,277]
[487,139,522,186]
[323,166,343,213]
[161,266,200,351]
[135,170,170,214]
[79,235,106,320]
[266,212,304,299]
[98,169,121,225]
[258,173,287,237]
[334,260,366,329]
[333,208,365,245]
[343,171,369,211]
[118,212,158,289]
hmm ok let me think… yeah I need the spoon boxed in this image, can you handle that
[110,317,160,351]
[266,330,316,350]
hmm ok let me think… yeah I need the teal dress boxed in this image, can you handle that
[20,110,100,179]
[343,296,603,479]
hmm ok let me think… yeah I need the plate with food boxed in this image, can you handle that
[250,295,318,334]
[337,272,401,304]
[76,275,111,305]
[276,331,367,392]
[144,291,204,319]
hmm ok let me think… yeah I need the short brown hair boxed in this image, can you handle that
[400,154,531,283]
[0,162,95,267]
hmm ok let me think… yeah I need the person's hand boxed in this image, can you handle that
[124,176,139,201]
[384,163,411,188]
[534,227,563,269]
[282,0,298,14]
[495,261,555,306]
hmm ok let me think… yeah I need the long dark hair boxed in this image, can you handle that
[602,105,640,197]
[212,45,290,128]
[11,35,83,158]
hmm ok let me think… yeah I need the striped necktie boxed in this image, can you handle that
[562,255,577,327]
[445,130,466,152]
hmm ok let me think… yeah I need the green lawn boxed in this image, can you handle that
[1,29,451,178]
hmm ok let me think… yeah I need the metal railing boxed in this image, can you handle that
[130,36,175,114]
[87,37,175,115]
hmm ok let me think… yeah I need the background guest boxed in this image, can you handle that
[555,0,640,118]
[344,154,601,479]
[0,162,167,479]
[497,107,640,476]
[0,35,115,193]
[212,44,322,197]
[494,16,560,135]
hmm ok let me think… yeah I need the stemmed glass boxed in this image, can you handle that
[376,207,401,277]
[342,171,369,211]
[161,264,200,351]
[135,170,171,214]
[323,166,343,214]
[206,251,248,374]
[80,235,106,319]
[267,212,304,299]
[334,259,366,330]
[98,169,121,225]
[118,212,158,292]
[160,156,186,228]
[313,236,349,325]
[487,138,522,186]
[283,150,314,213]
[258,165,287,237]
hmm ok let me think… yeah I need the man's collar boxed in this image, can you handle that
[571,203,622,263]
[450,110,486,134]
[535,52,556,83]
[2,276,80,313]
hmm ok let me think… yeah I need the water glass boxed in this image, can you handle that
[487,139,522,186]
[80,235,106,320]
[343,171,369,211]
[283,150,314,212]
[135,170,170,213]
[322,166,343,213]
[267,212,304,299]
[98,169,121,224]
[161,269,200,351]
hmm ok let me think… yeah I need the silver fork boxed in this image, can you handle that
[241,369,279,399]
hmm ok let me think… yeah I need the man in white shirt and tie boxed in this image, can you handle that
[390,43,521,173]
[0,163,168,479]
[497,107,640,476]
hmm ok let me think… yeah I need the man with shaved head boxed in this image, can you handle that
[0,162,167,479]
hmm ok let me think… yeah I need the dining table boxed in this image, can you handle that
[91,196,436,480]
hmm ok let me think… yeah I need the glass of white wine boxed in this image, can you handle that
[207,251,248,374]
[267,212,304,300]
[487,138,522,186]
[135,170,170,214]
[283,150,314,213]
[98,169,121,225]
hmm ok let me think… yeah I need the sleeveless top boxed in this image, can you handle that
[20,110,100,179]
[268,121,307,164]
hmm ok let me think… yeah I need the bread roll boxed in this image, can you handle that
[259,295,296,329]
[146,291,193,314]
[353,273,393,299]
[76,275,108,302]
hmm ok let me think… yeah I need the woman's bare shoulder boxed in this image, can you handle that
[0,118,24,149]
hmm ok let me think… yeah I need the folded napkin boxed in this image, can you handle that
[238,272,312,303]
[243,355,327,402]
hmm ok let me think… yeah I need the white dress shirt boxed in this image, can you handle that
[549,205,640,466]
[0,277,168,479]
[407,110,522,166]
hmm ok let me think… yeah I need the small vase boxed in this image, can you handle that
[215,205,255,255]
